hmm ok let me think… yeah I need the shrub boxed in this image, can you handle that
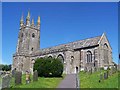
[33,57,63,77]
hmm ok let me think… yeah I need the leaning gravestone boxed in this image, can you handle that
[1,74,11,89]
[15,71,22,85]
[33,70,38,81]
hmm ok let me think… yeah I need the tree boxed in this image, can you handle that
[33,57,63,77]
[1,64,11,71]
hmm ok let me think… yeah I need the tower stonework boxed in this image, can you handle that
[13,12,114,74]
[13,12,40,73]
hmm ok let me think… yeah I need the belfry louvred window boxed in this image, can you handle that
[32,33,35,38]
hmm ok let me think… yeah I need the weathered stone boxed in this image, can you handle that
[104,72,108,79]
[15,71,22,85]
[1,74,11,89]
[89,68,92,74]
[12,12,114,74]
[99,73,103,82]
[33,70,38,81]
[12,69,16,77]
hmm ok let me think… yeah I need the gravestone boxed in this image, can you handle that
[84,67,87,73]
[106,71,109,78]
[89,68,92,74]
[1,74,11,89]
[15,71,22,85]
[111,67,114,74]
[111,66,116,74]
[104,72,108,79]
[33,70,38,81]
[109,70,112,76]
[114,66,117,73]
[99,73,103,82]
[94,67,97,72]
[12,69,16,77]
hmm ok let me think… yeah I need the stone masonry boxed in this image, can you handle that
[12,12,114,74]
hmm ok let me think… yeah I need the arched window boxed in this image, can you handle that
[21,33,23,37]
[57,54,64,63]
[32,33,35,38]
[71,56,74,65]
[31,47,33,51]
[48,56,52,58]
[87,51,92,63]
[104,43,109,64]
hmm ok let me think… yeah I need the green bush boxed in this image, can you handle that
[33,57,63,77]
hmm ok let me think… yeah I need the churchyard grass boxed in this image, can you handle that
[10,74,65,88]
[79,71,119,88]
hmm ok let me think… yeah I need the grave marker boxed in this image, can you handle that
[33,70,38,81]
[15,71,22,85]
[1,74,11,89]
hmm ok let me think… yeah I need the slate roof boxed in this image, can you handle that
[33,35,101,55]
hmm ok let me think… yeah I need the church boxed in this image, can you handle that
[12,12,114,74]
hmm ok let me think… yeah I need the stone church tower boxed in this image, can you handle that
[13,11,40,73]
[13,11,114,74]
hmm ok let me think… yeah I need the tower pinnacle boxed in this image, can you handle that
[26,11,30,26]
[20,14,24,27]
[27,11,30,20]
[37,16,40,26]
[31,19,34,26]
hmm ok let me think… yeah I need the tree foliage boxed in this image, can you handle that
[33,57,63,77]
[0,64,11,71]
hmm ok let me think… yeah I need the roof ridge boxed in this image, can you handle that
[40,35,101,50]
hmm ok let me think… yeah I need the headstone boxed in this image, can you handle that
[94,67,97,72]
[84,67,87,72]
[1,74,11,89]
[114,66,117,73]
[89,68,92,74]
[111,66,116,74]
[109,70,112,76]
[106,71,109,78]
[12,69,16,77]
[15,71,22,85]
[33,70,38,81]
[104,72,108,79]
[99,73,103,82]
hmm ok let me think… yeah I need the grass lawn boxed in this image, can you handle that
[10,74,65,88]
[79,71,119,88]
